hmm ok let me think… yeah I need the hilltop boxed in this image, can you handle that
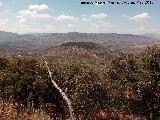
[59,42,104,50]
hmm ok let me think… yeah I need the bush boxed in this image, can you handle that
[107,46,160,120]
[0,56,109,119]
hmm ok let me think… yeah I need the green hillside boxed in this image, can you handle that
[1,45,160,120]
[60,42,104,50]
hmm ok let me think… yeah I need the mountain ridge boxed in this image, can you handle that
[0,31,159,55]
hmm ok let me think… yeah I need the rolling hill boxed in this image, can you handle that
[0,31,159,55]
[44,42,118,66]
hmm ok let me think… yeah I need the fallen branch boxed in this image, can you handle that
[44,60,75,120]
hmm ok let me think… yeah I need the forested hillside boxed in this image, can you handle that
[45,42,118,67]
[0,45,160,120]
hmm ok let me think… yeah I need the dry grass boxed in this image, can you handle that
[0,102,52,120]
[95,110,146,120]
[0,102,146,120]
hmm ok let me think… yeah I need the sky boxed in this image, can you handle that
[0,0,159,34]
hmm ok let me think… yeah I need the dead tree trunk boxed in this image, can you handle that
[44,60,75,120]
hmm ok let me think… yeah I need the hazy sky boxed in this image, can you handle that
[0,0,159,34]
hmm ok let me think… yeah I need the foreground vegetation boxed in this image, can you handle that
[0,45,160,120]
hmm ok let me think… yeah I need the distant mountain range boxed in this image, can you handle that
[142,33,160,39]
[0,31,159,55]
